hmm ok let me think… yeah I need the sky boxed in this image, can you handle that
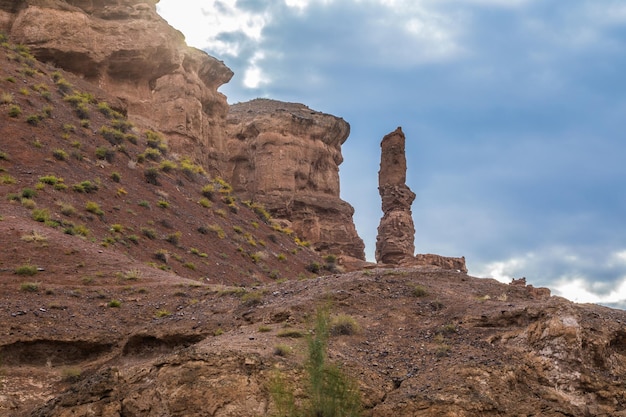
[157,0,626,309]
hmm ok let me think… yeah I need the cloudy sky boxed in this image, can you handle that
[157,0,626,309]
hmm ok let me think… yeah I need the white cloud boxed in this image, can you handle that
[553,276,626,305]
[157,0,268,53]
[243,52,270,89]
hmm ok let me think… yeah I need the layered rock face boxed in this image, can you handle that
[1,0,233,168]
[226,99,365,259]
[375,127,417,264]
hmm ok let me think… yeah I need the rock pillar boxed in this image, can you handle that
[375,127,416,265]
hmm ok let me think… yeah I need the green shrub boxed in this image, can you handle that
[99,126,125,145]
[1,92,13,104]
[157,199,169,208]
[201,184,215,199]
[159,160,177,172]
[38,175,63,185]
[411,284,428,297]
[19,281,39,290]
[95,147,115,162]
[144,167,159,185]
[16,265,38,277]
[108,299,121,308]
[0,174,16,184]
[59,203,76,216]
[110,172,121,182]
[31,208,50,222]
[306,262,322,274]
[85,201,104,216]
[198,197,212,208]
[154,249,169,263]
[52,149,68,161]
[143,147,162,161]
[111,118,134,132]
[270,307,362,417]
[155,309,171,318]
[274,344,292,357]
[141,227,157,239]
[8,104,21,117]
[165,231,181,245]
[138,200,150,208]
[72,180,98,193]
[330,314,360,336]
[0,150,8,160]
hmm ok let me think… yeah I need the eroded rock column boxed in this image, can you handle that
[375,127,416,265]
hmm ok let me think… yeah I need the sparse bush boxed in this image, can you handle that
[1,92,13,104]
[31,208,50,222]
[95,146,115,162]
[165,231,181,245]
[306,261,322,274]
[16,265,38,277]
[201,184,215,199]
[21,188,36,198]
[155,309,171,318]
[159,160,177,172]
[41,105,53,118]
[277,329,304,338]
[157,199,169,208]
[8,104,21,117]
[21,198,36,209]
[72,180,98,193]
[59,203,76,216]
[141,227,157,239]
[0,174,16,184]
[144,167,159,185]
[110,172,121,182]
[270,307,362,417]
[19,280,39,290]
[99,126,125,145]
[274,344,292,357]
[330,314,360,336]
[52,149,68,161]
[108,299,121,308]
[198,197,211,208]
[38,175,63,185]
[411,284,428,297]
[85,201,104,216]
[154,249,169,263]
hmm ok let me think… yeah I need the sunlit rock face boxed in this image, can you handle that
[226,99,365,260]
[3,0,233,169]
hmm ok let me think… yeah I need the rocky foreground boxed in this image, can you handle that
[2,267,626,416]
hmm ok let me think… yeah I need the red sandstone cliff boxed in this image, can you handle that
[0,0,364,258]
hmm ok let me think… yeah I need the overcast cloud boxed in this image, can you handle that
[157,0,626,309]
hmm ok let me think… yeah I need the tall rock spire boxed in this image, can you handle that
[375,127,416,265]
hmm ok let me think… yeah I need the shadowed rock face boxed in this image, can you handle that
[376,127,416,265]
[2,0,233,169]
[226,99,365,260]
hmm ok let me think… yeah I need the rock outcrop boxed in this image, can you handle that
[1,2,366,256]
[2,0,233,169]
[226,99,365,259]
[375,127,416,264]
[415,253,468,273]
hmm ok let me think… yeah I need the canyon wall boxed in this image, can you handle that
[1,0,233,169]
[1,1,364,258]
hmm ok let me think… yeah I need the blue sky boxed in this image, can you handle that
[157,0,626,308]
